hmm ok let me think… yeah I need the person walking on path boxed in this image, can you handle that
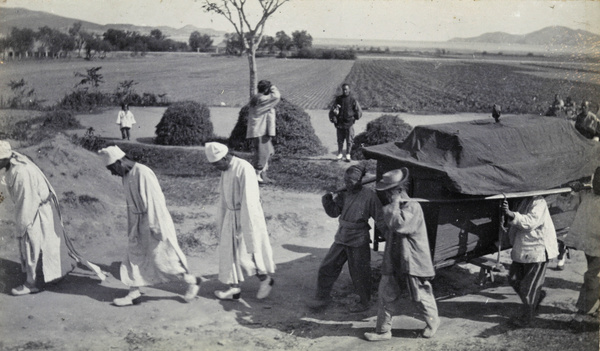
[364,168,440,341]
[565,167,600,325]
[246,80,281,184]
[116,103,136,140]
[0,141,105,296]
[501,195,559,327]
[307,164,386,313]
[205,142,275,300]
[329,83,362,162]
[98,146,199,306]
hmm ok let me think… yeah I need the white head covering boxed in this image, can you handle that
[0,140,12,159]
[205,142,228,163]
[98,146,126,166]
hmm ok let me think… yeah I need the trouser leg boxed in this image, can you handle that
[375,275,399,333]
[253,136,273,171]
[125,128,131,140]
[509,261,548,319]
[120,128,127,139]
[345,126,354,155]
[19,234,40,287]
[347,243,371,304]
[316,243,348,300]
[576,254,600,314]
[336,128,345,155]
[407,275,439,328]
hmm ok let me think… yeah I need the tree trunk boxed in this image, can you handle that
[246,44,258,98]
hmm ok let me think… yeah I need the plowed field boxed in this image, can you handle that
[345,59,600,114]
[0,53,354,109]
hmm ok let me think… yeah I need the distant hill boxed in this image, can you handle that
[0,7,225,42]
[449,26,600,47]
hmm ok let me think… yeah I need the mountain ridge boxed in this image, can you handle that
[1,7,598,46]
[0,7,225,41]
[449,25,600,46]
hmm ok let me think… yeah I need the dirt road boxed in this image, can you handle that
[0,110,597,351]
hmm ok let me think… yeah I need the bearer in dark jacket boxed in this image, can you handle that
[329,83,362,162]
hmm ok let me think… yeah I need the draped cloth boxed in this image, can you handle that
[215,156,275,285]
[119,163,189,286]
[5,152,106,282]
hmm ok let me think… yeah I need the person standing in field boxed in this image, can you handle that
[0,140,105,296]
[364,168,440,341]
[307,164,386,313]
[565,167,600,326]
[329,83,362,162]
[116,103,136,140]
[246,80,281,184]
[205,142,275,300]
[501,195,559,327]
[98,146,200,306]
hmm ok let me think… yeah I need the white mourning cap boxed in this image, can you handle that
[205,142,228,163]
[98,146,126,166]
[0,140,12,159]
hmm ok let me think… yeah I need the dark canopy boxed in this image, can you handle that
[363,115,600,195]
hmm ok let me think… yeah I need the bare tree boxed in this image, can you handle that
[203,0,290,97]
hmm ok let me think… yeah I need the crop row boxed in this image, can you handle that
[345,59,600,114]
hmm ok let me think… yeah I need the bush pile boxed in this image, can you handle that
[228,98,326,156]
[42,110,82,129]
[155,101,214,146]
[351,114,413,160]
[57,90,113,112]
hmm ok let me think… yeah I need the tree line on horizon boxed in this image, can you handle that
[0,21,321,60]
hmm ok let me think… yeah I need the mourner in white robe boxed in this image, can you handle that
[0,141,105,296]
[99,145,199,306]
[206,142,275,300]
[120,162,190,286]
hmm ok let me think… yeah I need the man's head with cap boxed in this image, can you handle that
[344,164,366,193]
[98,146,128,176]
[205,142,231,171]
[0,140,13,169]
[376,168,410,205]
[376,167,409,192]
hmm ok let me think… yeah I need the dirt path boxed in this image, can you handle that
[0,110,597,351]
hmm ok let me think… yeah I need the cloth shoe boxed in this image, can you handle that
[336,154,343,161]
[11,284,40,296]
[257,277,274,299]
[260,172,275,185]
[422,316,441,338]
[256,170,264,183]
[345,154,352,162]
[214,287,241,300]
[113,290,142,307]
[364,331,392,341]
[556,256,565,270]
[184,283,200,302]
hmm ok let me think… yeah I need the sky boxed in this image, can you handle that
[1,0,599,42]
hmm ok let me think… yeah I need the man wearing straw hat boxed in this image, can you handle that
[205,142,275,300]
[0,140,105,296]
[98,145,199,306]
[365,168,440,341]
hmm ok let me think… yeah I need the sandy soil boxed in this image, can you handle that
[0,109,597,351]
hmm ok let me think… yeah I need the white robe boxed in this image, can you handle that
[5,152,104,282]
[120,163,189,287]
[216,156,275,284]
